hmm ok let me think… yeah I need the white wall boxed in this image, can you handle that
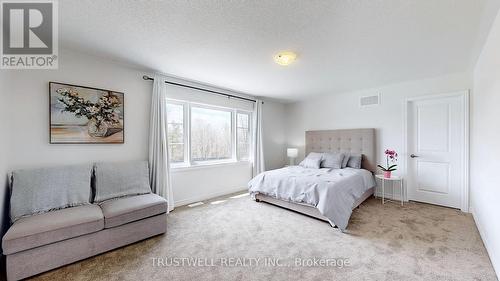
[2,50,152,171]
[0,73,9,236]
[285,72,472,197]
[0,49,287,212]
[262,100,287,170]
[171,162,252,206]
[471,9,500,277]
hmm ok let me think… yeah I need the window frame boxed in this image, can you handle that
[166,100,187,164]
[189,103,234,165]
[236,111,252,161]
[166,98,252,169]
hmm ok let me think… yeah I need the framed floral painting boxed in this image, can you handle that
[49,82,124,144]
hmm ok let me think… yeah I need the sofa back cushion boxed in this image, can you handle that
[94,161,151,203]
[10,164,93,222]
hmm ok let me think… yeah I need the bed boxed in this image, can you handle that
[248,129,376,231]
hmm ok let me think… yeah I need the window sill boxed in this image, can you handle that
[170,160,252,172]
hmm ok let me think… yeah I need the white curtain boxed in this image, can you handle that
[148,73,174,212]
[252,99,265,176]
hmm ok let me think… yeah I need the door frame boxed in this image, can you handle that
[402,90,469,212]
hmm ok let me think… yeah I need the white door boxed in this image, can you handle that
[407,93,466,209]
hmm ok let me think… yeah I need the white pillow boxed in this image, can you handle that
[299,152,323,169]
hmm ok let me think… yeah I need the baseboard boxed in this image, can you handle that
[472,209,499,279]
[174,187,247,207]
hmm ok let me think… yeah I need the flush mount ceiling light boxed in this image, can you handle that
[274,51,297,66]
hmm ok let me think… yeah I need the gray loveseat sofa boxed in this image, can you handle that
[2,161,168,280]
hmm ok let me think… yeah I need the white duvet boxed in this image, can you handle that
[248,166,375,231]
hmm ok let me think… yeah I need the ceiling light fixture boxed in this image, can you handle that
[274,51,297,66]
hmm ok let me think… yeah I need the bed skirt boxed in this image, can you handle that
[254,187,375,225]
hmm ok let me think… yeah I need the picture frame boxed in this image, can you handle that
[49,82,125,144]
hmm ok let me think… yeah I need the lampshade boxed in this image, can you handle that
[287,148,298,158]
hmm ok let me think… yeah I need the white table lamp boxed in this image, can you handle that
[287,148,298,165]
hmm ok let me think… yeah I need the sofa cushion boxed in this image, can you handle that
[94,161,152,203]
[10,164,93,222]
[100,193,167,228]
[2,204,103,255]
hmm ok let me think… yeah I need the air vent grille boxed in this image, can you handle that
[360,94,380,107]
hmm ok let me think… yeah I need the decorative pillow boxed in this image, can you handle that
[321,152,345,169]
[347,154,363,169]
[94,161,152,203]
[341,153,350,168]
[10,164,93,222]
[299,152,323,169]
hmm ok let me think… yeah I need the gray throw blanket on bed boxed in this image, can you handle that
[248,166,375,231]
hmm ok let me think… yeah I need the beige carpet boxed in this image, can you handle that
[31,194,496,281]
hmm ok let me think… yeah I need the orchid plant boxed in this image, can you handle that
[377,149,398,172]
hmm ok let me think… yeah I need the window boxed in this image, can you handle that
[166,103,184,163]
[191,106,232,161]
[166,100,252,167]
[237,113,251,160]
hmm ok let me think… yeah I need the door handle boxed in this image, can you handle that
[410,154,419,158]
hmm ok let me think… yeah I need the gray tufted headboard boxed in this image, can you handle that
[305,129,376,172]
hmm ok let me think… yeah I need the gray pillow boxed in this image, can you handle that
[94,161,151,203]
[321,152,345,169]
[341,153,350,168]
[10,164,92,222]
[299,152,323,169]
[347,154,363,169]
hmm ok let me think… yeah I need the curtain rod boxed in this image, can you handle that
[142,75,259,103]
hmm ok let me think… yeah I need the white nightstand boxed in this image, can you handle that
[375,174,404,206]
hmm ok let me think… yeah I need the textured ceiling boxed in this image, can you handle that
[59,0,499,101]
